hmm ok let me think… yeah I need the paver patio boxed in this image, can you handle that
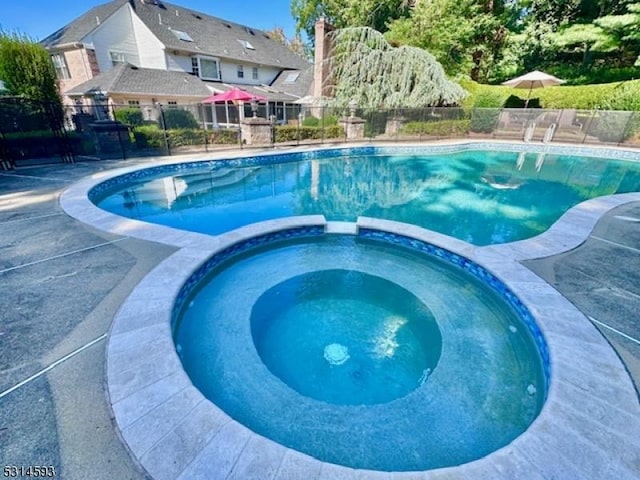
[0,151,638,479]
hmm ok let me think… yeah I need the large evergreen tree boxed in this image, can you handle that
[324,27,467,108]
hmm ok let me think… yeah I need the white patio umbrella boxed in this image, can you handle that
[501,70,565,108]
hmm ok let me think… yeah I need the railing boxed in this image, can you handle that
[2,100,639,169]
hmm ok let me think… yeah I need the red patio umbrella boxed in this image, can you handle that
[201,88,267,103]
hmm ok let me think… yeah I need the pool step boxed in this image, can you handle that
[325,221,358,235]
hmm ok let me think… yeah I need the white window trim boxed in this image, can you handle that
[110,50,128,66]
[194,56,220,81]
[252,66,259,80]
[51,53,70,80]
[237,65,244,79]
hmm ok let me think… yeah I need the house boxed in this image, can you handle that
[41,0,312,127]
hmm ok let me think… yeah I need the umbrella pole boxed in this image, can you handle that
[524,84,533,109]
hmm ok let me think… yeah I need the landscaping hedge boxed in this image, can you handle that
[4,130,92,157]
[160,109,199,129]
[133,125,239,149]
[400,119,471,137]
[274,125,345,142]
[461,78,640,111]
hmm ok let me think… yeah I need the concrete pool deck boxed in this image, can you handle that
[1,144,639,479]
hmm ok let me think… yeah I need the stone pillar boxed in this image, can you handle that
[339,117,366,141]
[241,117,272,145]
[385,117,405,137]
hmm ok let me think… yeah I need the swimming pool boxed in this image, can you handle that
[60,142,640,479]
[92,144,640,245]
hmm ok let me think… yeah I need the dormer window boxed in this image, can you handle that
[237,39,255,50]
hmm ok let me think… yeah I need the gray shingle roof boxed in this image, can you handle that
[41,0,126,48]
[221,83,299,103]
[133,1,310,70]
[65,64,306,102]
[42,0,310,71]
[66,64,212,97]
[269,67,314,98]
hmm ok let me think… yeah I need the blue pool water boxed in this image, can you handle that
[174,235,546,471]
[95,148,640,245]
[251,269,443,405]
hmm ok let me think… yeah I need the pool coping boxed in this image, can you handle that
[60,141,640,479]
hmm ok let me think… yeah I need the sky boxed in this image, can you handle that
[0,0,300,41]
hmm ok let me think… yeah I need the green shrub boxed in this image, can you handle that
[472,88,509,108]
[3,130,89,157]
[114,107,144,126]
[600,82,640,112]
[160,109,199,129]
[209,129,239,144]
[301,115,339,127]
[462,78,640,111]
[274,125,344,142]
[166,128,207,148]
[400,119,471,137]
[302,116,320,127]
[133,125,165,148]
[133,125,239,148]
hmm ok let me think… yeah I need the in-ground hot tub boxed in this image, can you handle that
[172,228,549,472]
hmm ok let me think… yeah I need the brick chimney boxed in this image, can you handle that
[313,17,334,99]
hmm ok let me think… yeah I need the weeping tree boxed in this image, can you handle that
[323,27,467,109]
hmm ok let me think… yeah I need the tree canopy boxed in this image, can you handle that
[292,0,640,84]
[291,0,412,43]
[0,30,61,106]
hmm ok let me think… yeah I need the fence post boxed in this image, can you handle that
[581,111,596,144]
[619,111,636,146]
[112,105,127,160]
[158,104,171,155]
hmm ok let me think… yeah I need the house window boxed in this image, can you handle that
[110,51,127,66]
[237,65,244,79]
[51,53,70,79]
[167,101,178,109]
[194,56,220,80]
[128,100,140,107]
[252,67,258,80]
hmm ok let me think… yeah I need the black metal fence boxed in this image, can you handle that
[2,98,639,170]
[0,97,74,169]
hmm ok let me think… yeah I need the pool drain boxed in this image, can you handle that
[324,343,350,365]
